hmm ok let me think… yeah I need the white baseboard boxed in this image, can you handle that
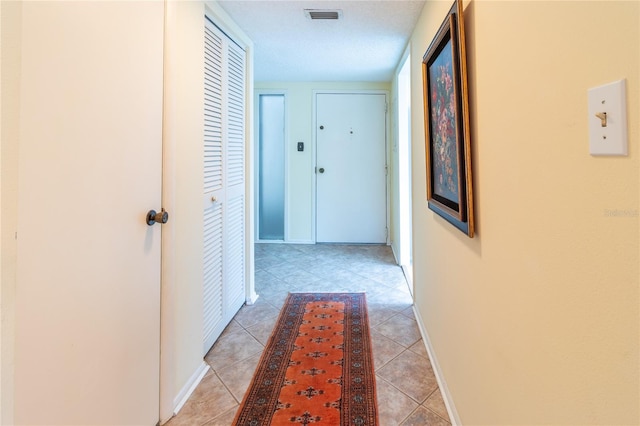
[246,291,259,305]
[390,243,400,264]
[255,240,315,244]
[173,361,210,415]
[401,265,413,289]
[412,306,462,426]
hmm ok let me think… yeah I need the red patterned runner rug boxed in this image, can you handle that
[233,293,378,425]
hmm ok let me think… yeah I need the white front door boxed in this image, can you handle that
[14,2,163,424]
[316,93,388,243]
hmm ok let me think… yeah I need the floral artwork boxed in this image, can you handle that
[428,40,459,202]
[422,0,474,237]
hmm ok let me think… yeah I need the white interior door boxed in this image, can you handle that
[316,93,387,243]
[14,2,163,424]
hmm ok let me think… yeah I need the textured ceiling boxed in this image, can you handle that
[217,0,426,82]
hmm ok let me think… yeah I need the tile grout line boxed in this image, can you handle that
[175,244,449,426]
[375,348,432,405]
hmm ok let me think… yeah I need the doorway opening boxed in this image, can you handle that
[397,53,413,291]
[257,93,286,241]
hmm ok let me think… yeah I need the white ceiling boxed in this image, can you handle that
[217,0,426,82]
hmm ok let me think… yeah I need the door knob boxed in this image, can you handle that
[146,208,169,226]
[318,167,325,174]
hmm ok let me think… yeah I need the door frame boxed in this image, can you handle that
[312,90,390,244]
[394,47,413,292]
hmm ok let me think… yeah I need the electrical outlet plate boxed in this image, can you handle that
[588,79,627,156]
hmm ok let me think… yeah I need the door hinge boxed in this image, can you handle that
[385,102,388,113]
[385,165,388,176]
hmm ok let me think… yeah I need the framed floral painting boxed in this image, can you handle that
[422,0,474,237]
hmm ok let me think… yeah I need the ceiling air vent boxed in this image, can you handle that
[304,9,342,20]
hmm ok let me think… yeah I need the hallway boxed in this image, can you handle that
[167,244,451,425]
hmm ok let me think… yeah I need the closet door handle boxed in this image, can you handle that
[146,208,169,226]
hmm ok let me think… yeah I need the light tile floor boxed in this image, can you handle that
[167,244,451,426]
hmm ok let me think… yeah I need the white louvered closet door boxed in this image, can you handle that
[224,39,246,317]
[203,18,246,354]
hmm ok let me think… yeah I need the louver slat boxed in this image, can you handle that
[227,44,245,188]
[226,195,245,310]
[204,25,224,194]
[203,203,223,351]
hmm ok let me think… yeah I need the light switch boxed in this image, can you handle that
[588,79,627,156]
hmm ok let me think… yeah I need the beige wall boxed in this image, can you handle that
[254,81,391,243]
[1,2,21,423]
[409,1,639,424]
[162,1,207,418]
[162,0,255,420]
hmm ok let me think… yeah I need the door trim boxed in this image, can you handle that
[312,90,390,244]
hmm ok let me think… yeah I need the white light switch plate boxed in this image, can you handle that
[588,79,627,156]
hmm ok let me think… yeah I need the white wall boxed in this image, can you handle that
[254,81,391,243]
